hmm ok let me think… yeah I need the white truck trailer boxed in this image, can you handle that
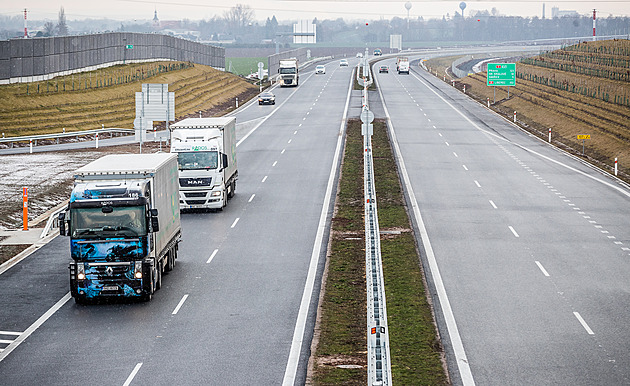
[59,153,182,303]
[170,117,238,210]
[278,58,299,87]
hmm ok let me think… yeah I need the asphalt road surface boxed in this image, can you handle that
[375,55,630,385]
[3,47,630,386]
[0,58,358,385]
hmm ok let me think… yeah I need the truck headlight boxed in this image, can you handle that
[77,263,85,280]
[134,261,143,279]
[211,191,221,197]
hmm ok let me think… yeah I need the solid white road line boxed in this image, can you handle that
[0,331,21,336]
[375,68,476,385]
[123,363,143,386]
[0,292,71,363]
[573,312,595,335]
[282,62,354,386]
[535,261,550,277]
[207,249,218,264]
[172,294,189,315]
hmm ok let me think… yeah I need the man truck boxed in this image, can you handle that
[170,117,238,210]
[278,58,299,87]
[59,153,182,303]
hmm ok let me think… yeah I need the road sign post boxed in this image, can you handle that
[487,63,516,102]
[577,134,591,155]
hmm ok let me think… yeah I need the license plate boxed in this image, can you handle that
[102,286,118,291]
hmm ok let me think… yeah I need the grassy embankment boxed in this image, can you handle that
[310,119,448,385]
[425,39,630,181]
[0,61,259,138]
[226,57,267,76]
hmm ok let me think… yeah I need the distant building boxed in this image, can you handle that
[551,7,579,18]
[153,9,160,29]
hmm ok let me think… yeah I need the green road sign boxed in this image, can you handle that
[125,44,134,49]
[487,63,516,86]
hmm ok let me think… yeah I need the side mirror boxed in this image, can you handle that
[222,153,229,169]
[58,212,67,236]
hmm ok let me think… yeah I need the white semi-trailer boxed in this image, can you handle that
[59,153,182,303]
[170,117,238,210]
[278,58,299,87]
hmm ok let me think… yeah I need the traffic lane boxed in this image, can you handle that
[126,85,346,384]
[0,236,70,346]
[382,69,630,383]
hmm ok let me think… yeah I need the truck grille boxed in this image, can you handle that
[184,192,206,198]
[87,265,131,285]
[186,200,207,205]
[179,177,212,187]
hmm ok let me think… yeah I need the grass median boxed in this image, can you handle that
[310,119,448,384]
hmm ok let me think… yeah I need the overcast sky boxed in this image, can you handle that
[3,1,630,22]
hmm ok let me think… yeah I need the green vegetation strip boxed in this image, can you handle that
[226,57,267,76]
[312,119,447,384]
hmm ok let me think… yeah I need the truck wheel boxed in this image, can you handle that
[74,297,88,305]
[165,250,173,272]
[155,262,162,290]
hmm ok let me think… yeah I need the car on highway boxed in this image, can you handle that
[339,59,349,67]
[258,91,275,105]
[379,65,389,73]
[315,65,326,74]
[356,52,363,58]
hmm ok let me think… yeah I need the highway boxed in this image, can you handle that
[375,56,630,385]
[2,48,630,386]
[0,59,356,385]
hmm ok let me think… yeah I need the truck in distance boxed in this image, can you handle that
[278,58,299,87]
[170,117,238,211]
[397,56,410,74]
[59,153,182,303]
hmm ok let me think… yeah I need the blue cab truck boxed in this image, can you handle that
[58,153,181,303]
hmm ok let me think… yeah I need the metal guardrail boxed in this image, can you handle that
[361,58,392,386]
[0,128,134,148]
[40,205,67,239]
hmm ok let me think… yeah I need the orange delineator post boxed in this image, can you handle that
[22,187,28,231]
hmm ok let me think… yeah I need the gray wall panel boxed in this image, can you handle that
[0,41,9,60]
[1,32,225,81]
[33,56,44,76]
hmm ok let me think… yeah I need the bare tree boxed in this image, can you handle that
[43,21,56,36]
[223,4,254,32]
[57,7,68,36]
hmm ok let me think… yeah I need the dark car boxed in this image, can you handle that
[379,65,389,73]
[258,92,275,105]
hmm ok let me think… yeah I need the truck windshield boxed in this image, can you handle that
[280,68,296,74]
[177,151,218,170]
[71,206,146,238]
